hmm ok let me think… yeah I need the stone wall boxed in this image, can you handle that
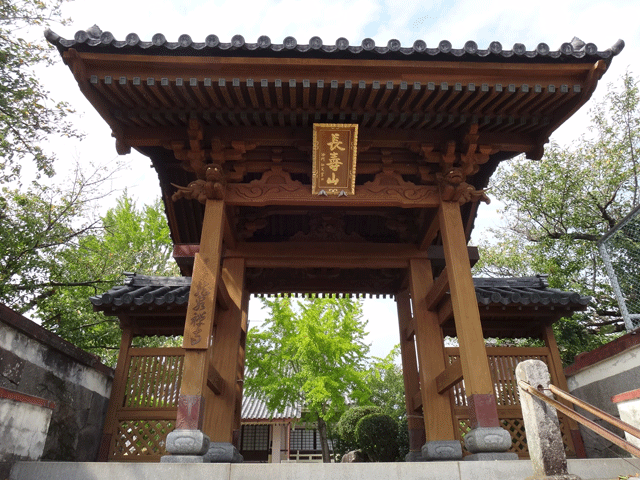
[0,303,113,474]
[564,330,640,458]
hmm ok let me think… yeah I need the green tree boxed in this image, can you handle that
[361,346,408,460]
[1,0,77,182]
[244,296,371,463]
[474,72,639,363]
[0,182,178,364]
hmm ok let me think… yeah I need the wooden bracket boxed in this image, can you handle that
[436,359,463,394]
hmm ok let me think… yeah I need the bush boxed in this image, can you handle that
[336,406,382,446]
[355,413,399,462]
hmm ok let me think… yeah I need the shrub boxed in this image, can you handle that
[355,413,399,462]
[336,406,382,446]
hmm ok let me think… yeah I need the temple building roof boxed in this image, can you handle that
[241,395,301,423]
[46,29,623,64]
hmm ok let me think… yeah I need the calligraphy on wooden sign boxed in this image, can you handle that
[312,124,358,195]
[183,253,216,349]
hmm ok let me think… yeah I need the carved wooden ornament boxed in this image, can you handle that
[312,123,358,195]
[183,253,216,349]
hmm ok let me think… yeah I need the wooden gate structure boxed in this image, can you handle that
[47,29,622,461]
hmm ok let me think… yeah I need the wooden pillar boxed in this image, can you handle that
[233,290,250,448]
[409,258,457,441]
[176,199,225,431]
[542,324,587,458]
[396,288,427,451]
[438,201,499,429]
[203,257,246,442]
[98,326,132,461]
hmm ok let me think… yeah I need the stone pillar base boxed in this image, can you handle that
[404,451,425,462]
[422,440,463,460]
[464,426,512,453]
[204,442,243,463]
[464,452,519,461]
[161,429,210,463]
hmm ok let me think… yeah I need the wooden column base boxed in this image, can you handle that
[176,394,206,430]
[408,427,426,451]
[468,393,501,429]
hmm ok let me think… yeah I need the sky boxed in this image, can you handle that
[31,0,640,359]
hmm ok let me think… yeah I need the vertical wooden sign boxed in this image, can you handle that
[312,123,358,195]
[183,253,216,349]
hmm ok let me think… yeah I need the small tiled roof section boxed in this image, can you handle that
[89,274,191,308]
[473,276,590,307]
[242,395,301,422]
[45,27,624,64]
[91,273,590,310]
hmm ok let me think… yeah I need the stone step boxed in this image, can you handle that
[9,458,640,480]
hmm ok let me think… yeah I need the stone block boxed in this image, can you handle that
[165,429,210,456]
[160,454,205,463]
[421,440,463,460]
[203,442,243,463]
[464,452,519,461]
[463,427,512,453]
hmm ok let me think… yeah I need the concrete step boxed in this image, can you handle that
[9,458,640,480]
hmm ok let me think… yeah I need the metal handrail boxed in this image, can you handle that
[518,380,640,458]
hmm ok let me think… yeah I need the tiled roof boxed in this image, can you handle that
[473,276,590,307]
[45,28,624,63]
[90,273,590,310]
[242,395,301,422]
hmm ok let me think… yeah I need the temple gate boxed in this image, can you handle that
[47,28,623,462]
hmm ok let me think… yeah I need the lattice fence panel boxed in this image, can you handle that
[599,204,640,331]
[112,419,174,459]
[123,350,184,408]
[447,348,551,407]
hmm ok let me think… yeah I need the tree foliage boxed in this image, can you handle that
[0,181,178,364]
[474,72,639,362]
[0,0,78,182]
[244,296,371,462]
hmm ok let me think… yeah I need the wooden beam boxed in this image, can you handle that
[426,267,449,311]
[436,360,463,394]
[225,183,440,208]
[225,242,429,268]
[207,362,224,395]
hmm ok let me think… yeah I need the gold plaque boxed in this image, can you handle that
[312,123,358,195]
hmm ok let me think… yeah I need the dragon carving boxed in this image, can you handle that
[171,164,226,204]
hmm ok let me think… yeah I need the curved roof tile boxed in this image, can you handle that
[45,28,624,64]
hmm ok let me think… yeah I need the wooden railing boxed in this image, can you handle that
[108,347,184,462]
[519,381,640,457]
